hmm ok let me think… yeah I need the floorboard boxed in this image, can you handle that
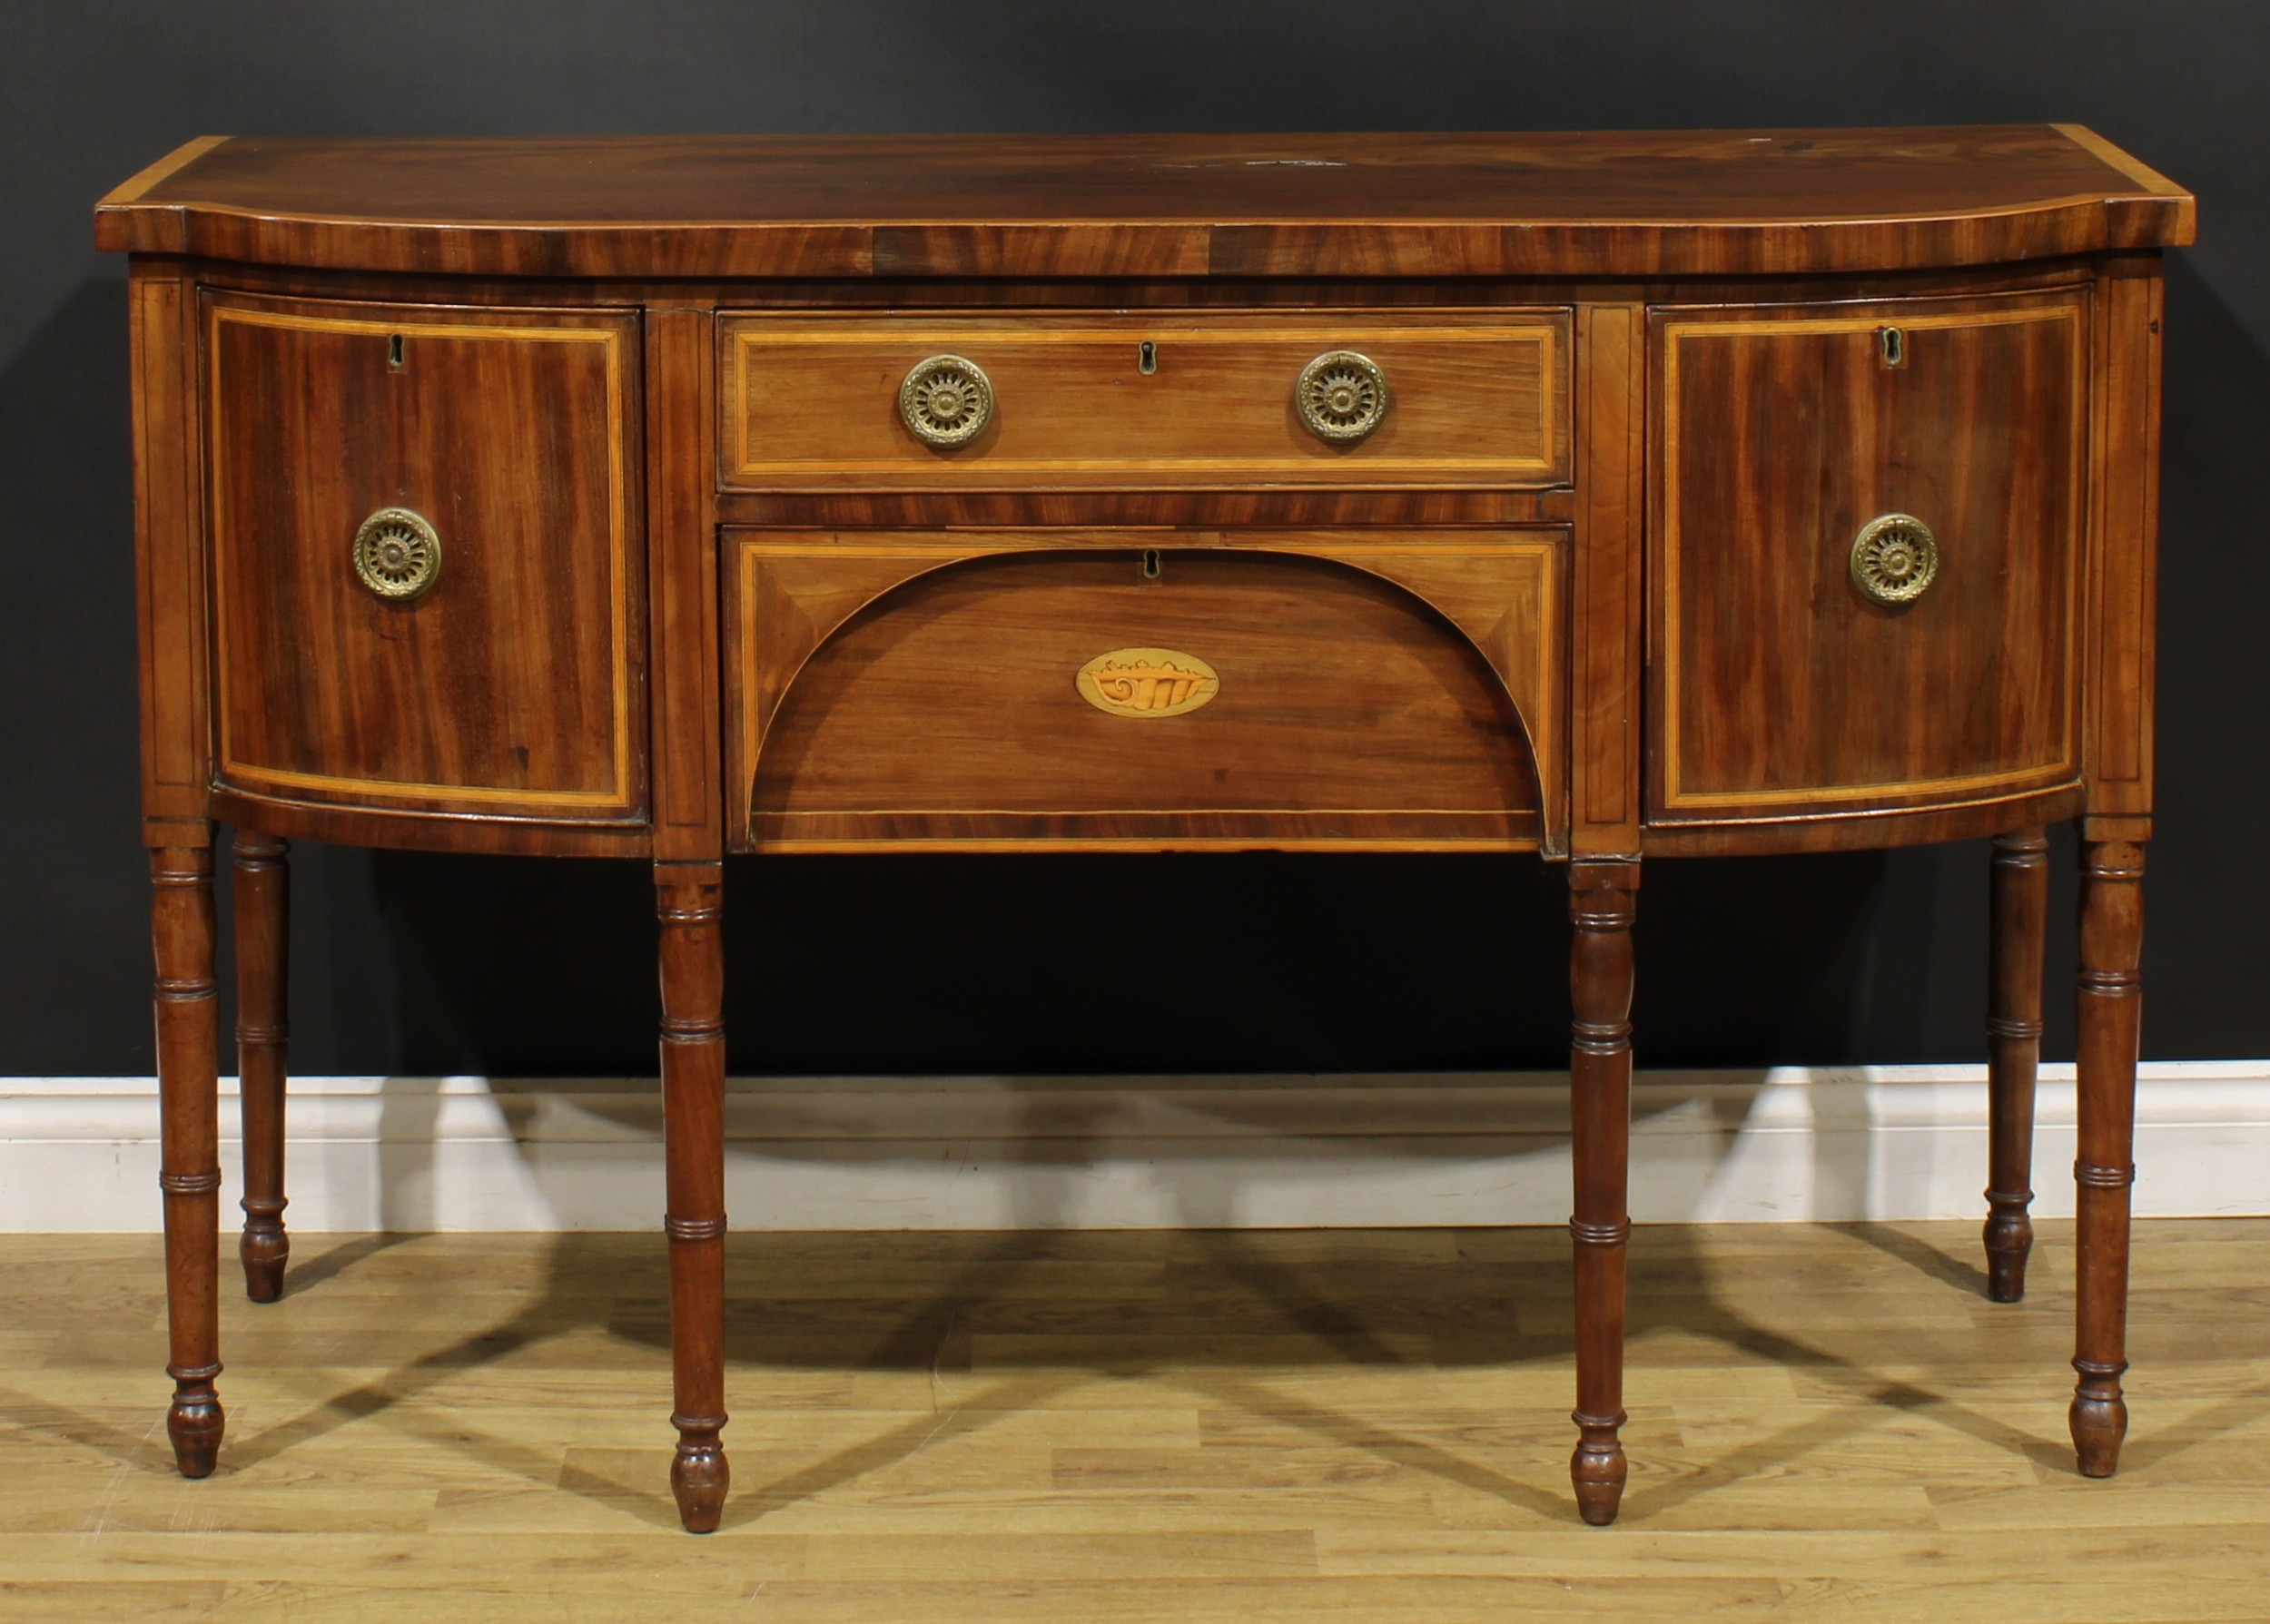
[3,1219,2265,1621]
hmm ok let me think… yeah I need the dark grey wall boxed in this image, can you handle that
[5,2,2265,1078]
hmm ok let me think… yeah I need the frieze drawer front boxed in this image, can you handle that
[718,312,1570,491]
[205,293,645,823]
[725,530,1565,852]
[101,129,2192,1535]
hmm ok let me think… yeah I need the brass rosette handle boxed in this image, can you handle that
[351,507,442,601]
[1849,513,1939,605]
[899,354,994,448]
[1296,349,1389,443]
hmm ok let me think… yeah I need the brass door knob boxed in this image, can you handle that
[351,507,442,601]
[1296,349,1389,443]
[899,354,994,448]
[1849,513,1939,605]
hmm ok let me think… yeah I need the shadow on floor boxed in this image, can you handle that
[172,1213,2110,1534]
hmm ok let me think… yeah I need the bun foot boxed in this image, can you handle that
[1571,1418,1627,1526]
[1983,1200,2033,1304]
[241,1218,289,1304]
[2071,1366,2127,1477]
[671,1433,729,1532]
[167,1389,225,1478]
[1985,1255,2028,1304]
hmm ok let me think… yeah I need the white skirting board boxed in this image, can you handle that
[1,1063,2265,1233]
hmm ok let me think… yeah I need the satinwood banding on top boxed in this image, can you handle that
[94,126,2192,281]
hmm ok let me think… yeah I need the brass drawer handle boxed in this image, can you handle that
[899,354,994,448]
[351,507,442,601]
[1296,349,1389,443]
[1850,513,1939,605]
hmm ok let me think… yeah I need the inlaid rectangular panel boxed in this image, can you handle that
[718,312,1568,490]
[1649,293,2087,823]
[724,531,1564,851]
[207,294,644,822]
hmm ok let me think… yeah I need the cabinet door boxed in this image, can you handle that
[206,294,643,822]
[1649,293,2086,824]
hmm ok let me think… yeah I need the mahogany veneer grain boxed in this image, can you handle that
[97,127,2191,278]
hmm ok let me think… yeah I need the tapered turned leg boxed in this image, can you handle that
[1984,829,2048,1302]
[2072,835,2145,1476]
[152,841,225,1476]
[1567,861,1638,1526]
[232,831,291,1303]
[656,861,729,1532]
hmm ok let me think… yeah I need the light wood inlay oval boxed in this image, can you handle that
[1077,648,1220,719]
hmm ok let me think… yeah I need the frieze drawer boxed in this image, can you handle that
[718,311,1570,491]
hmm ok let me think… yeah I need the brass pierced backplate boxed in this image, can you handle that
[899,354,995,448]
[350,507,442,601]
[1296,349,1389,443]
[1849,513,1939,605]
[1075,648,1220,719]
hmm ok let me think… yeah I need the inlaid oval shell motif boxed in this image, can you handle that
[1075,648,1220,719]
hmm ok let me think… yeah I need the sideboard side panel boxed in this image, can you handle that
[646,307,725,861]
[130,257,212,840]
[2084,261,2164,822]
[1571,303,1644,857]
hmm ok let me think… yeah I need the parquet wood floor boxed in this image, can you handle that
[4,1220,2265,1621]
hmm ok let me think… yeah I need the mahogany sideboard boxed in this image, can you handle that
[97,128,2194,1530]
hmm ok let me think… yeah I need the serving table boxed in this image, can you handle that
[97,127,2194,1530]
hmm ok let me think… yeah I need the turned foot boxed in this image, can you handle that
[2071,1362,2128,1477]
[2070,834,2143,1482]
[1571,1414,1628,1525]
[671,1423,729,1532]
[232,831,291,1305]
[167,1372,225,1478]
[1982,1195,2034,1304]
[1984,829,2047,1304]
[657,863,730,1534]
[240,1198,289,1302]
[1566,863,1637,1530]
[153,842,227,1483]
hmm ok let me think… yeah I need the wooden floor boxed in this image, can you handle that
[3,1220,2267,1622]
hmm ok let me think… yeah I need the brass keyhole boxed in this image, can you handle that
[1139,340,1158,375]
[1140,548,1162,580]
[1878,326,1906,369]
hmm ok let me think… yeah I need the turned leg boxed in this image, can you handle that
[1567,861,1638,1526]
[233,831,291,1303]
[1983,829,2048,1302]
[2072,835,2145,1476]
[152,841,225,1476]
[656,861,729,1532]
